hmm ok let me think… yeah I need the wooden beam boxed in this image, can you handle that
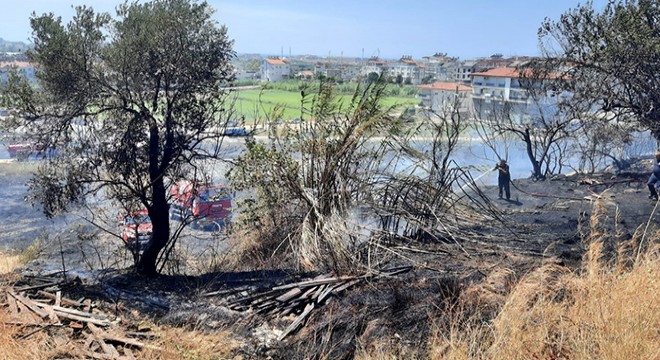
[279,303,315,340]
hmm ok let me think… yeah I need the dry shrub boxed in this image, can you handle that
[1,239,42,277]
[459,267,517,316]
[0,253,23,275]
[137,326,239,359]
[220,214,299,271]
[432,200,660,360]
[355,337,424,360]
[0,308,60,359]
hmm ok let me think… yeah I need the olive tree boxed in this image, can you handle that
[2,0,234,275]
[539,0,660,138]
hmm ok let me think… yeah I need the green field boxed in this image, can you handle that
[227,88,419,123]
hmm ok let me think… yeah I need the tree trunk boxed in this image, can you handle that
[137,178,170,276]
[524,129,543,180]
[137,123,170,276]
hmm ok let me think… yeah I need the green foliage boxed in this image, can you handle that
[540,0,660,137]
[231,87,418,124]
[244,59,261,72]
[1,0,235,275]
[228,78,410,272]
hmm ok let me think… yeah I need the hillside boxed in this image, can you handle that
[0,160,658,359]
[0,38,30,53]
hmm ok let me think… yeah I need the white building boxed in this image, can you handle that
[388,56,423,84]
[471,67,544,104]
[421,53,459,82]
[417,82,472,112]
[470,67,565,121]
[360,58,387,78]
[260,57,290,82]
[455,60,478,84]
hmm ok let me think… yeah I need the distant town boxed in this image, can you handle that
[1,37,538,121]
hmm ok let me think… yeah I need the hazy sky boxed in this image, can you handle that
[1,0,608,59]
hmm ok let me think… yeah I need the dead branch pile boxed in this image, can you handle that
[1,276,157,359]
[220,266,412,340]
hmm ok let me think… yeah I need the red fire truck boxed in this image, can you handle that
[169,181,232,231]
[118,210,152,249]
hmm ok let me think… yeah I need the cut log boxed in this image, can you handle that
[299,286,317,300]
[332,279,360,294]
[317,284,339,304]
[228,289,279,306]
[54,311,111,327]
[89,323,161,350]
[43,305,60,323]
[311,285,327,300]
[84,333,96,349]
[14,301,42,324]
[88,323,121,358]
[15,281,63,292]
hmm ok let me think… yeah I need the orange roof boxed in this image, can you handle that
[417,82,472,92]
[0,61,33,68]
[264,58,287,65]
[470,67,561,79]
[470,67,521,78]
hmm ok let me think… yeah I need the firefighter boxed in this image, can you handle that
[494,159,511,200]
[647,152,660,200]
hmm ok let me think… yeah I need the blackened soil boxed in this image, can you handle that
[7,165,660,359]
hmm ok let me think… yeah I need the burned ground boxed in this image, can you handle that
[2,159,659,359]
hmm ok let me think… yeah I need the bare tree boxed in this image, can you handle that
[473,65,576,180]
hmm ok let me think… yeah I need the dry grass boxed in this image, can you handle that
[0,307,240,360]
[138,325,240,360]
[0,238,41,276]
[0,253,24,275]
[0,308,55,359]
[426,201,660,360]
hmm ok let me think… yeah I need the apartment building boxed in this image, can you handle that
[470,67,565,121]
[421,53,459,82]
[360,58,387,78]
[388,56,423,84]
[417,81,472,112]
[260,57,290,82]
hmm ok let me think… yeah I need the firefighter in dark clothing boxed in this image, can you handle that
[495,159,511,200]
[647,152,660,200]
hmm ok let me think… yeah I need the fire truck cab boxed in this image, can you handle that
[170,181,232,231]
[118,210,152,249]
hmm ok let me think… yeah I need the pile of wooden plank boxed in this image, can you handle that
[1,278,158,359]
[224,266,412,340]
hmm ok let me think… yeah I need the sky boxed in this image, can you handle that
[0,0,609,60]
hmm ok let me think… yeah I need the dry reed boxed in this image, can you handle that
[427,199,660,360]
